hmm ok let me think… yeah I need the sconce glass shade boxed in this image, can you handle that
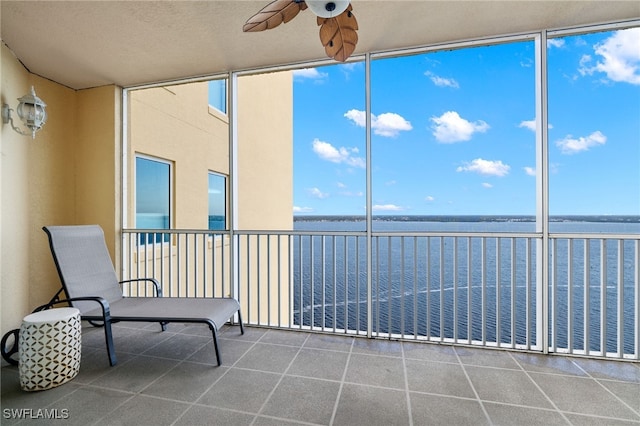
[2,86,47,139]
[17,87,47,137]
[306,1,349,18]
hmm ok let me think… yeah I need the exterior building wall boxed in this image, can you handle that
[127,72,294,323]
[1,44,120,334]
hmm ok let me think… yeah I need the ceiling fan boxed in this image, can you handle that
[243,1,358,62]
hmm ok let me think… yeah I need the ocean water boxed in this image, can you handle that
[292,216,639,354]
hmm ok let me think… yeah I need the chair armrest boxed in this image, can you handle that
[32,296,112,321]
[119,278,162,297]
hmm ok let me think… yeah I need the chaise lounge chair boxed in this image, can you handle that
[40,224,243,367]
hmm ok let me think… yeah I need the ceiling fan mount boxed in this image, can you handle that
[243,0,359,62]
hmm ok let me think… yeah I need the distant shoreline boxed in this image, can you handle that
[293,215,640,223]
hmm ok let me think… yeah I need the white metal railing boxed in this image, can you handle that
[121,229,639,360]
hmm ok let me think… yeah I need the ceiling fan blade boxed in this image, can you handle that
[317,4,358,62]
[243,0,308,32]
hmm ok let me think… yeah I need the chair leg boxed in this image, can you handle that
[237,310,245,335]
[103,321,118,366]
[210,326,222,366]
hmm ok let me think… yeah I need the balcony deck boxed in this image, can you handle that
[2,322,639,425]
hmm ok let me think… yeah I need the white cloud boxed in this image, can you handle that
[308,187,329,199]
[340,190,363,197]
[372,204,404,211]
[519,120,536,131]
[293,68,328,79]
[547,39,565,49]
[425,71,460,88]
[524,166,536,176]
[456,158,510,177]
[431,111,489,143]
[293,206,314,213]
[519,119,553,131]
[555,130,606,154]
[482,182,493,188]
[344,109,412,137]
[312,139,365,168]
[425,196,435,202]
[578,28,640,85]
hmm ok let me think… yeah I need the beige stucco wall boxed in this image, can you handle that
[1,43,120,338]
[128,82,229,230]
[237,72,293,230]
[127,73,294,324]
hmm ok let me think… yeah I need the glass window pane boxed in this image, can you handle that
[292,63,366,231]
[208,172,226,230]
[208,79,227,114]
[371,41,536,232]
[548,28,640,233]
[136,156,170,242]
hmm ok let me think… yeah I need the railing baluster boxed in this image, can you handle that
[584,239,590,355]
[617,239,624,358]
[601,239,607,355]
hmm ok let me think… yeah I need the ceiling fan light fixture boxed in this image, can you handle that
[306,1,349,18]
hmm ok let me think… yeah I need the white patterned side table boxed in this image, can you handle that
[19,307,82,391]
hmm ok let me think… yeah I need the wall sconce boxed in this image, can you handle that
[2,86,47,139]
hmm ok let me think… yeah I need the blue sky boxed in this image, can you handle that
[292,27,640,217]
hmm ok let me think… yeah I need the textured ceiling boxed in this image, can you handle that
[2,1,639,90]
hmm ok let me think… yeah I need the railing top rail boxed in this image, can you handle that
[122,228,639,240]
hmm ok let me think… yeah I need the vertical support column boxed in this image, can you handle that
[365,53,373,338]
[536,31,550,353]
[229,72,240,312]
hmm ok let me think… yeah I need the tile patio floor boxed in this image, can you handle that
[1,322,639,425]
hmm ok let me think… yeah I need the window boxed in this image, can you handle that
[208,172,227,230]
[548,28,640,233]
[136,156,171,242]
[208,79,227,114]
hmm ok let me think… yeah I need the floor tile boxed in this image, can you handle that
[572,358,640,383]
[141,361,228,401]
[303,333,354,352]
[530,372,640,420]
[405,358,476,398]
[234,343,300,373]
[175,404,255,425]
[333,384,409,426]
[511,352,589,377]
[95,394,189,426]
[89,355,178,393]
[410,393,489,426]
[455,347,521,369]
[141,333,210,360]
[261,376,341,424]
[597,380,640,413]
[188,338,254,366]
[465,366,554,409]
[287,348,349,381]
[197,368,281,413]
[35,386,134,426]
[345,353,406,389]
[483,402,569,426]
[259,329,309,346]
[351,338,403,356]
[403,341,458,363]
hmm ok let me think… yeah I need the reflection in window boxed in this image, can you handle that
[208,79,227,114]
[208,172,227,230]
[136,156,171,243]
